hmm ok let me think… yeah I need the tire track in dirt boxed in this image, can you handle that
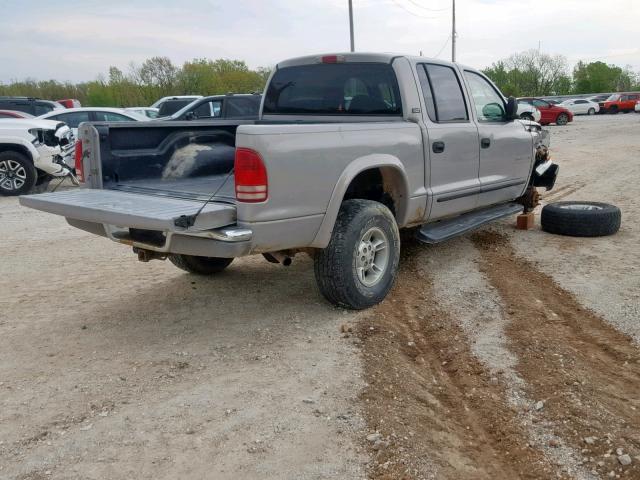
[473,230,640,479]
[357,241,557,480]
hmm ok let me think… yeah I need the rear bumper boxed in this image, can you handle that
[67,218,252,258]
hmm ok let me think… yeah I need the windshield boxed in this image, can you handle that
[606,94,620,101]
[263,63,402,116]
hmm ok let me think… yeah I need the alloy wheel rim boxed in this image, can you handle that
[559,203,603,211]
[0,160,27,191]
[355,227,389,287]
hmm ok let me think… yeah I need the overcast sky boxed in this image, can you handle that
[0,0,638,83]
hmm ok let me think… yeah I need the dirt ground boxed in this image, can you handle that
[1,114,639,480]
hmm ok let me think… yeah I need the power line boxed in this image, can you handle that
[389,0,445,19]
[405,0,450,12]
[433,35,451,58]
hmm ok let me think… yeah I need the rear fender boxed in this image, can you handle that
[310,154,409,248]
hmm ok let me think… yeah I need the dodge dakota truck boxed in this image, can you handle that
[20,53,558,309]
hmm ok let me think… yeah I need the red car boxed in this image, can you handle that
[0,109,35,119]
[517,98,573,125]
[599,93,640,114]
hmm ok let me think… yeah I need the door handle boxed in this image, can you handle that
[481,138,491,148]
[432,141,445,153]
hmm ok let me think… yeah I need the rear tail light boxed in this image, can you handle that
[234,148,268,202]
[74,140,84,182]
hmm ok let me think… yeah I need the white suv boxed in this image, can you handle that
[0,119,75,195]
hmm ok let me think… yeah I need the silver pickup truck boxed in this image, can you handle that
[20,53,557,309]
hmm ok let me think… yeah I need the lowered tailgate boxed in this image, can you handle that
[19,189,235,232]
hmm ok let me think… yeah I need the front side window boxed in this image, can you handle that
[464,71,506,122]
[263,63,402,116]
[532,99,550,108]
[423,64,468,122]
[192,101,222,118]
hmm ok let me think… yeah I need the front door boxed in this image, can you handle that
[463,70,534,207]
[415,62,480,220]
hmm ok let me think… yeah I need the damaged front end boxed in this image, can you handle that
[29,123,76,178]
[518,126,559,212]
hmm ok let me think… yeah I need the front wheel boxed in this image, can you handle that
[588,108,595,115]
[0,151,37,196]
[519,112,534,121]
[556,113,569,125]
[314,199,400,310]
[169,254,233,275]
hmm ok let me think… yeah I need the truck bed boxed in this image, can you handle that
[84,120,251,204]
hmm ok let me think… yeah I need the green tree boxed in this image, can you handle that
[572,61,634,93]
[483,50,571,96]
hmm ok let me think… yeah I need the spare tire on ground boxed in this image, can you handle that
[541,201,621,237]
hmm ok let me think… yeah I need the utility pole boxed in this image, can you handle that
[451,0,456,62]
[348,0,355,52]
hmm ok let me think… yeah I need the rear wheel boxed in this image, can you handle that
[169,254,233,275]
[556,113,569,125]
[314,199,400,310]
[0,151,36,196]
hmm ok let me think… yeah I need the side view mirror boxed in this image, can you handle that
[184,111,196,121]
[505,97,518,120]
[482,102,506,121]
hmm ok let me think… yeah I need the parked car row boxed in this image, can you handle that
[517,98,573,125]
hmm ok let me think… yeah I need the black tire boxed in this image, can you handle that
[519,113,534,121]
[169,254,233,274]
[0,151,37,196]
[609,106,618,114]
[556,113,569,125]
[32,177,51,194]
[314,199,400,310]
[541,201,621,237]
[588,108,595,115]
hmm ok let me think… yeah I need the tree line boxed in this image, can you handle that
[0,57,270,107]
[1,52,639,106]
[482,50,640,97]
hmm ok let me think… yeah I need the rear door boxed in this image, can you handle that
[463,70,533,208]
[416,63,480,220]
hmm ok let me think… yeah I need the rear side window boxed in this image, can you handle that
[226,97,260,118]
[419,64,468,122]
[94,112,136,122]
[50,111,91,128]
[263,63,402,116]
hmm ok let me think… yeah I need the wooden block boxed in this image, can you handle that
[516,212,535,230]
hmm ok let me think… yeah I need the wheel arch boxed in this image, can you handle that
[310,154,410,248]
[0,142,35,163]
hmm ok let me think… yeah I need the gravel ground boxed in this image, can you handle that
[1,113,639,480]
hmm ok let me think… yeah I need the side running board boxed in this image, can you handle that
[417,203,523,244]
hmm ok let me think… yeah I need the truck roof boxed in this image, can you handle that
[276,52,470,70]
